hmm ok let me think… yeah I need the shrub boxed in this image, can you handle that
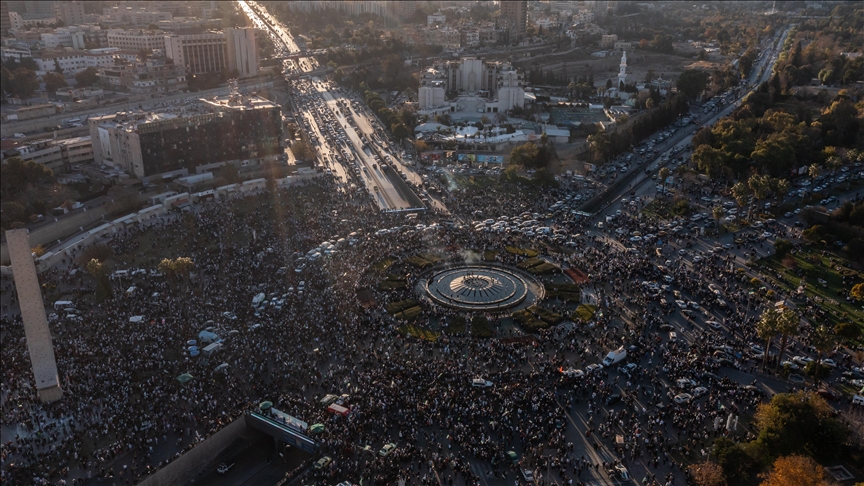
[528,305,564,325]
[471,316,493,338]
[386,299,418,314]
[573,304,597,323]
[394,306,423,321]
[512,309,549,331]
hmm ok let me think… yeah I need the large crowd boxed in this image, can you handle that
[0,170,852,486]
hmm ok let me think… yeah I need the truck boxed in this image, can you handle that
[602,347,628,367]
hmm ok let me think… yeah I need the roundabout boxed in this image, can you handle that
[420,264,545,312]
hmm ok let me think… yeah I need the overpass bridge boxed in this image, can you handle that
[244,407,319,454]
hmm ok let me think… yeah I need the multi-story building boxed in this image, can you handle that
[9,12,57,31]
[1,2,12,38]
[461,30,480,47]
[225,28,258,78]
[40,28,86,50]
[163,29,259,77]
[54,1,85,27]
[107,29,167,52]
[3,136,93,172]
[99,58,187,94]
[418,67,447,109]
[32,48,120,76]
[89,92,282,177]
[428,27,461,49]
[421,57,525,112]
[6,1,57,19]
[499,0,527,38]
[427,13,447,27]
[600,34,618,48]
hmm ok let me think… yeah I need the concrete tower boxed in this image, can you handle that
[6,229,63,403]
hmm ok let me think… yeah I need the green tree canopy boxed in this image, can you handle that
[74,66,100,87]
[676,69,710,100]
[43,71,68,93]
[754,391,848,462]
[9,67,39,98]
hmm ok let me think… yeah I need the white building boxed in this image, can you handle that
[164,30,258,77]
[225,28,258,78]
[427,13,447,27]
[40,28,86,50]
[107,30,167,52]
[33,49,119,76]
[618,50,627,88]
[418,67,446,109]
[496,67,525,112]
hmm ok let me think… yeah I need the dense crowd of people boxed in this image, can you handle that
[0,171,854,486]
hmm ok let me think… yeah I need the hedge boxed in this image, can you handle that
[393,306,423,321]
[513,309,549,331]
[386,299,418,314]
[528,305,564,325]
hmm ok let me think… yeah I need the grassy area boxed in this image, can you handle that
[527,305,564,325]
[528,262,560,275]
[377,274,408,291]
[393,306,423,321]
[545,283,582,303]
[573,304,597,323]
[386,299,418,314]
[405,255,435,269]
[471,315,494,338]
[398,324,439,341]
[757,249,862,332]
[405,253,442,270]
[513,308,550,332]
[372,257,397,272]
[483,250,499,262]
[506,246,539,257]
[445,316,466,335]
[517,257,544,270]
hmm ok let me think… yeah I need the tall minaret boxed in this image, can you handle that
[618,50,627,88]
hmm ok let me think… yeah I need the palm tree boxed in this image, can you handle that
[774,308,800,370]
[810,325,836,386]
[712,206,725,234]
[748,173,771,221]
[756,308,781,371]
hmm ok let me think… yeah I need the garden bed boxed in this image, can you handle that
[573,304,597,323]
[506,246,539,257]
[393,306,423,321]
[512,309,550,332]
[528,305,564,325]
[471,316,494,338]
[386,299,418,315]
[398,324,439,341]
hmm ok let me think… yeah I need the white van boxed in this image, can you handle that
[602,347,628,367]
[54,300,74,310]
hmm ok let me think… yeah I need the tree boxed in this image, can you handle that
[773,309,800,370]
[760,455,826,486]
[1,66,11,96]
[731,181,752,208]
[834,322,861,342]
[509,142,541,168]
[677,69,710,100]
[809,325,837,386]
[773,239,793,259]
[587,133,612,163]
[807,164,820,182]
[712,206,726,233]
[754,391,848,462]
[85,258,113,300]
[10,68,39,99]
[219,163,240,183]
[291,139,319,162]
[851,283,864,301]
[688,461,727,486]
[756,308,781,371]
[391,123,411,141]
[658,167,670,191]
[0,157,54,198]
[74,66,99,87]
[43,71,68,93]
